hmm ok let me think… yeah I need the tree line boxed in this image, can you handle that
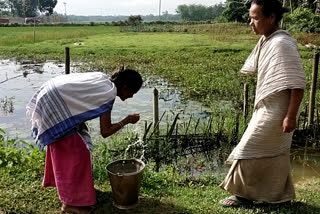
[0,0,319,32]
[0,0,57,17]
[221,0,319,23]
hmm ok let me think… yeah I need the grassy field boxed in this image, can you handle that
[1,24,320,213]
[1,167,320,214]
[1,24,319,140]
[0,24,317,110]
[0,23,316,139]
[1,136,320,214]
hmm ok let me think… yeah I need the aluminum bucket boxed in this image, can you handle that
[106,158,145,209]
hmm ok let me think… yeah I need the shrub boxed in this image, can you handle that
[287,8,320,33]
[0,128,45,172]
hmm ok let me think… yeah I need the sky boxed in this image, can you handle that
[54,0,224,16]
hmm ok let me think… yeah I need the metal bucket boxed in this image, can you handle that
[106,158,145,209]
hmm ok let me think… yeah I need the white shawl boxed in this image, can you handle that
[241,30,306,108]
[226,30,306,162]
[26,72,117,149]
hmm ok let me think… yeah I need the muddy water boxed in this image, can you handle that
[291,150,320,183]
[0,59,67,139]
[179,150,320,184]
[0,59,319,181]
[0,59,210,141]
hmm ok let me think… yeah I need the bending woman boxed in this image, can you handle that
[26,68,143,213]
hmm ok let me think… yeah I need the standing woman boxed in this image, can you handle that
[219,0,306,207]
[26,68,143,213]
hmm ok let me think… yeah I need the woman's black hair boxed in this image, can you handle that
[111,67,143,93]
[251,0,289,24]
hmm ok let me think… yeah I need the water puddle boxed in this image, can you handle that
[170,150,320,183]
[291,150,320,183]
[1,59,319,182]
[0,59,210,141]
[0,59,68,139]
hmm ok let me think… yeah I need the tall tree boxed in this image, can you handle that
[38,0,57,15]
[22,0,38,17]
[127,15,143,26]
[176,3,226,21]
[176,4,191,20]
[7,0,57,17]
[316,0,320,14]
[7,0,24,16]
[0,0,8,10]
[222,0,248,22]
[0,0,10,16]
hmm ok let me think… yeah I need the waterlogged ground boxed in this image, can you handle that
[0,58,319,183]
[0,59,211,141]
[0,59,67,139]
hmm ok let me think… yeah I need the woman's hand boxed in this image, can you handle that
[282,116,296,133]
[282,89,304,133]
[100,112,140,138]
[125,114,140,124]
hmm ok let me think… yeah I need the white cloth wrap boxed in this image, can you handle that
[26,72,117,149]
[227,30,306,162]
[241,30,306,108]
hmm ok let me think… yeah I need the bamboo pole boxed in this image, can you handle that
[65,47,70,74]
[308,51,320,127]
[33,19,36,43]
[280,0,286,28]
[243,83,249,120]
[153,88,160,171]
[153,88,159,134]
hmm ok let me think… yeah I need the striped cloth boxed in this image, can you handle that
[221,153,295,203]
[226,30,306,162]
[26,72,117,150]
[241,30,306,108]
[227,90,293,161]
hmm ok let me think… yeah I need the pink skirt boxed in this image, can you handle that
[42,133,96,206]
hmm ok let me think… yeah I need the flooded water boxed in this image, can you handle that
[1,59,319,182]
[0,59,210,141]
[177,150,320,184]
[291,150,320,183]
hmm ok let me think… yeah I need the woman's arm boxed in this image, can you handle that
[100,111,140,138]
[282,89,304,133]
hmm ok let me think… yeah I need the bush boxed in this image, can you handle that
[287,8,320,33]
[0,128,45,172]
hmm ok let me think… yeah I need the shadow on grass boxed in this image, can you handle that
[93,190,192,214]
[240,201,320,214]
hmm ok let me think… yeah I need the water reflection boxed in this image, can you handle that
[291,150,320,183]
[1,59,319,182]
[0,59,210,141]
[0,59,73,139]
[171,150,320,183]
[0,96,15,115]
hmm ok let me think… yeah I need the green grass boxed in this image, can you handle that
[0,25,119,46]
[1,156,320,214]
[1,24,320,213]
[1,133,320,214]
[0,24,316,112]
[1,135,316,211]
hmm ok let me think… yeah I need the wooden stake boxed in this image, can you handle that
[153,88,159,135]
[153,88,160,171]
[65,47,70,74]
[308,51,320,127]
[243,83,249,120]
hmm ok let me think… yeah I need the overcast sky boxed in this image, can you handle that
[54,0,224,16]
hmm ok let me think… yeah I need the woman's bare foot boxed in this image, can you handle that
[61,204,92,214]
